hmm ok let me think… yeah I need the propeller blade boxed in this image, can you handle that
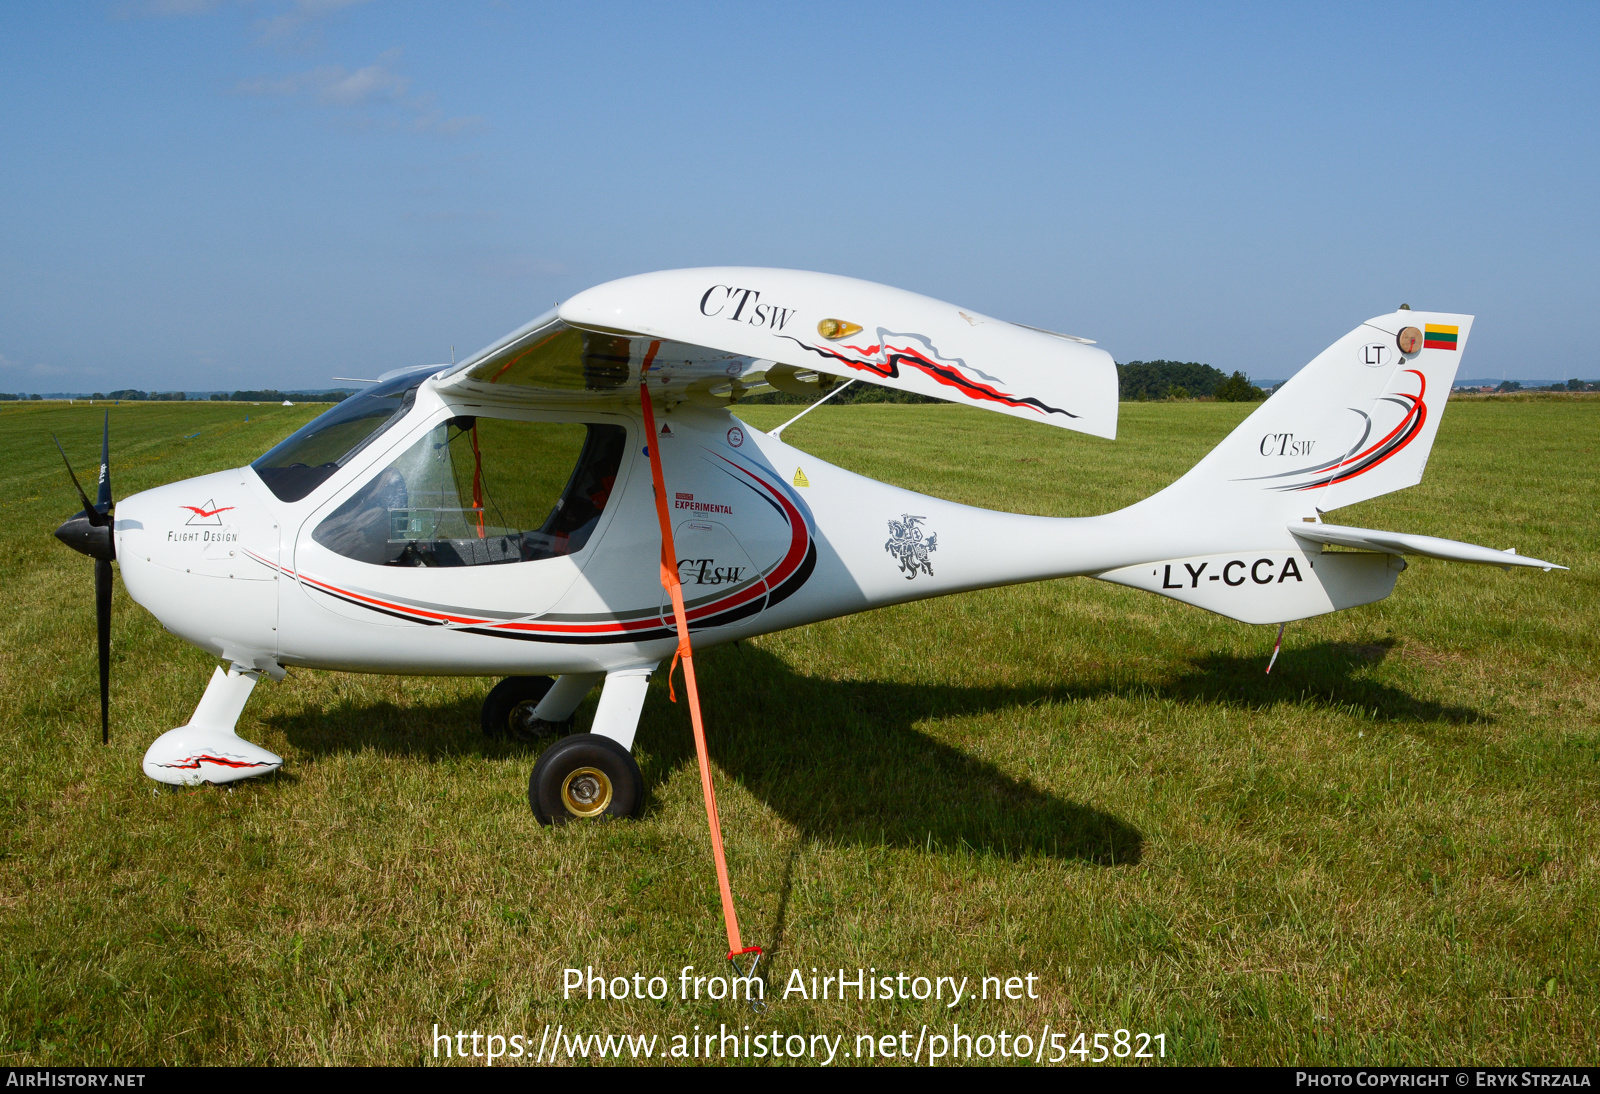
[52,416,117,745]
[96,556,111,745]
[96,410,113,514]
[53,425,116,559]
[52,434,104,526]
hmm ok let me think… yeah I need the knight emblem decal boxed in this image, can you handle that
[886,513,937,579]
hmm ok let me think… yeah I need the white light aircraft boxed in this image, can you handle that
[54,268,1565,824]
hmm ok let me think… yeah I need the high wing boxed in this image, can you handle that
[434,267,1119,438]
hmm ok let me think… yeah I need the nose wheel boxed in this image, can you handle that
[529,733,643,824]
[481,676,571,742]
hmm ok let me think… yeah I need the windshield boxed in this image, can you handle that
[251,365,444,502]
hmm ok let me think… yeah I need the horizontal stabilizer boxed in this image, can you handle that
[1289,523,1566,571]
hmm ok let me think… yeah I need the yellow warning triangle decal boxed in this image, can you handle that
[792,467,810,487]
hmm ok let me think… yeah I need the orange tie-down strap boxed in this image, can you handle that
[638,355,761,969]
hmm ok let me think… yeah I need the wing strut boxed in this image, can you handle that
[639,346,763,977]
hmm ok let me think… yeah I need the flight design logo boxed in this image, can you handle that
[182,500,235,525]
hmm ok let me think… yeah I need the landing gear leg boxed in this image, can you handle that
[533,671,605,726]
[142,664,283,785]
[482,672,602,741]
[528,665,655,824]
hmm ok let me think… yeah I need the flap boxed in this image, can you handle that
[437,269,1119,438]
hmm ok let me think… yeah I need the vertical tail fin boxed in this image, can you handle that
[1143,310,1472,524]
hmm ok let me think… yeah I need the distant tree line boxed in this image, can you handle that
[1,389,348,402]
[209,390,351,402]
[1522,379,1597,392]
[740,382,944,406]
[100,389,190,401]
[1117,361,1265,401]
[1456,380,1599,394]
[740,360,1267,407]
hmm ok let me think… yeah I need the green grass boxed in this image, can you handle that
[0,395,1595,1065]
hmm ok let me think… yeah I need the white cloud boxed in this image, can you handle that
[253,0,374,48]
[406,93,486,135]
[127,0,376,51]
[127,0,365,23]
[126,0,226,15]
[320,59,407,105]
[142,0,224,13]
[140,0,485,138]
[235,49,484,136]
[237,53,407,106]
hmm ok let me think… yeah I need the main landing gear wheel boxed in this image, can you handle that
[529,733,644,825]
[481,676,569,742]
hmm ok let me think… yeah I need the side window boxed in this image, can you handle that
[313,418,627,567]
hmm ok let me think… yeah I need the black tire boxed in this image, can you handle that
[529,733,644,825]
[481,676,569,741]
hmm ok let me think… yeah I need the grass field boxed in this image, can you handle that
[0,395,1595,1066]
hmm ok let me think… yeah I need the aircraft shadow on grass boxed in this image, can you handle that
[1112,636,1488,725]
[263,637,1481,865]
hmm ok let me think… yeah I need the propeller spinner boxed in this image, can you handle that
[52,412,115,745]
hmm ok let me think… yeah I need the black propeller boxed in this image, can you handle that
[52,412,115,745]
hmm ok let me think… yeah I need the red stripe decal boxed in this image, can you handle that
[156,754,274,770]
[256,452,813,641]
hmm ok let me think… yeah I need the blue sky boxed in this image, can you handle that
[1,1,1596,392]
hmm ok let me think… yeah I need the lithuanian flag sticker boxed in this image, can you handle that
[1424,324,1459,350]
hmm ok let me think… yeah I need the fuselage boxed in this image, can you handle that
[112,371,1313,678]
